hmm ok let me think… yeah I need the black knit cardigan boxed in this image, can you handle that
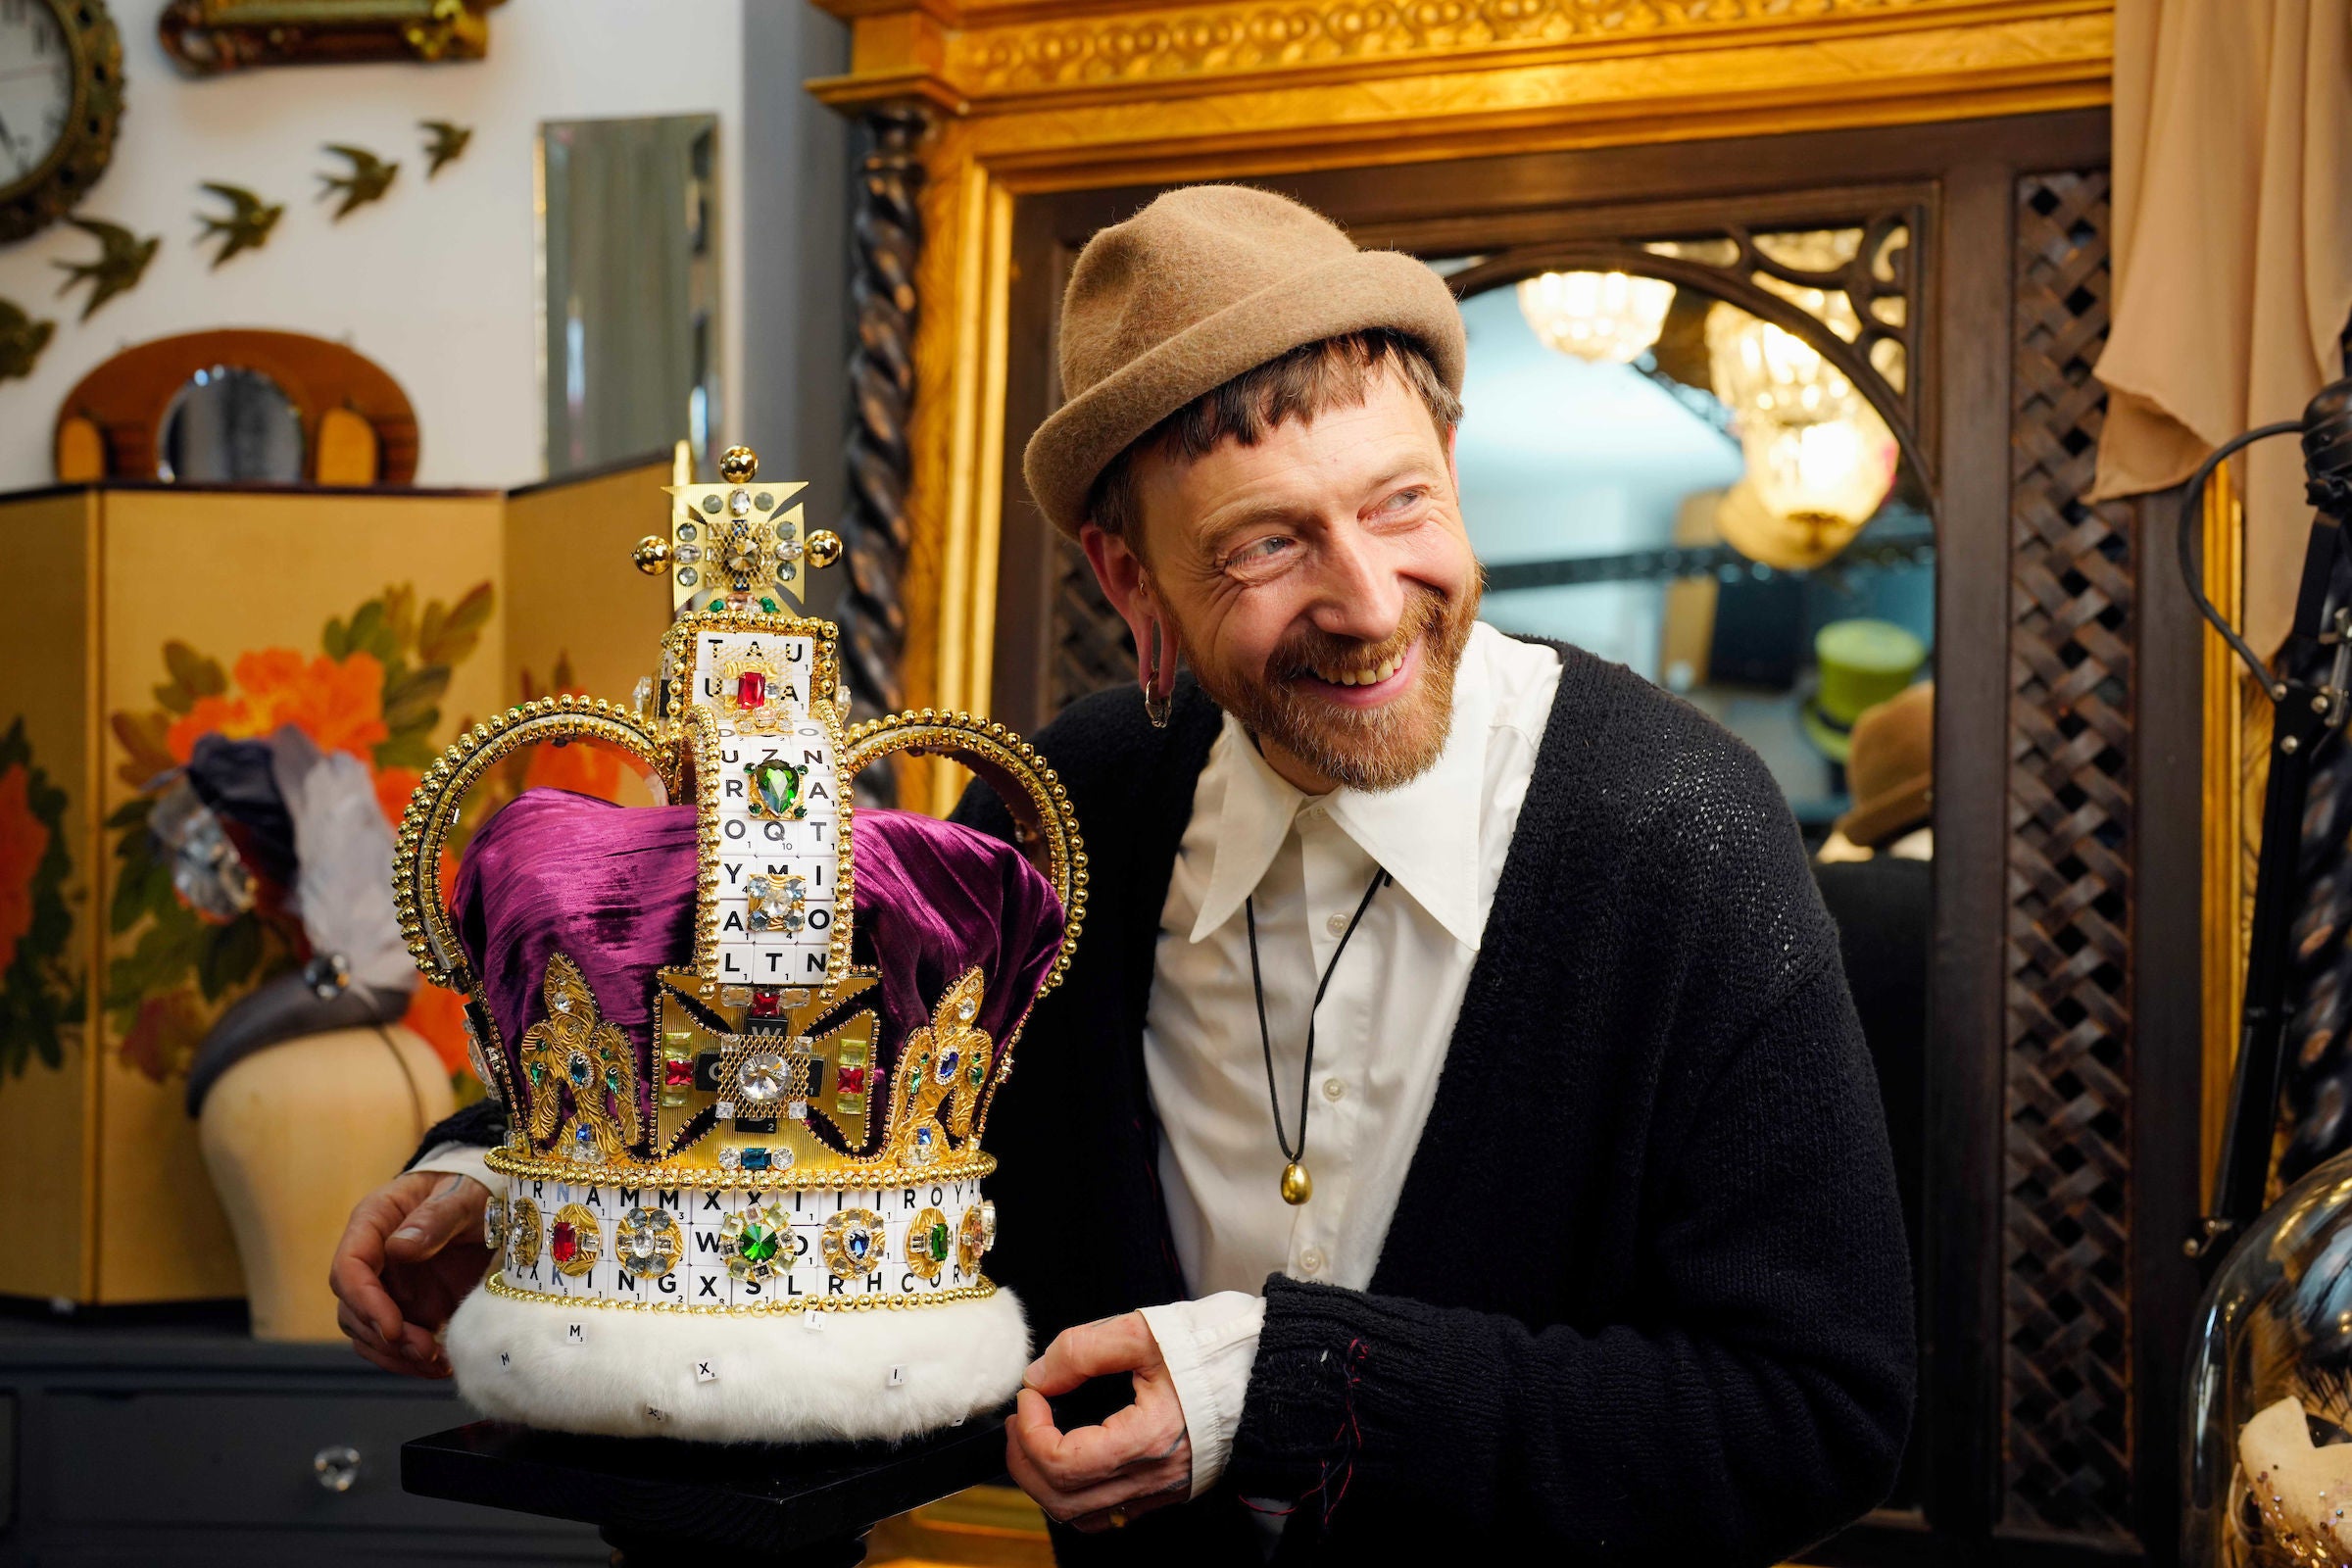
[414,643,1914,1565]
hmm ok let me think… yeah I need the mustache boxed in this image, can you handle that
[1266,587,1450,683]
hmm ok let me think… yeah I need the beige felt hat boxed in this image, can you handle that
[1022,184,1467,539]
[1834,679,1936,850]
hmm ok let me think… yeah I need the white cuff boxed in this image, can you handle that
[407,1142,493,1193]
[1138,1292,1265,1498]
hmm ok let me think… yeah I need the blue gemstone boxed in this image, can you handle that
[938,1049,959,1082]
[848,1231,868,1261]
[915,1126,935,1148]
[573,1125,596,1152]
[740,1148,771,1171]
[567,1055,591,1084]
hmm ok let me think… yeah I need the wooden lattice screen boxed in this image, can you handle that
[2002,167,2137,1543]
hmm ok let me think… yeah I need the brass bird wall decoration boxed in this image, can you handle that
[0,299,56,382]
[318,144,398,219]
[419,120,472,177]
[197,183,284,269]
[53,218,160,321]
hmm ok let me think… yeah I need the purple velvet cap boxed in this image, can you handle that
[451,789,1063,1154]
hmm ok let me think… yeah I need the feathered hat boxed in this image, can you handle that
[393,448,1083,1444]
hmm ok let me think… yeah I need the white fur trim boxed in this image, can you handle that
[445,1284,1029,1444]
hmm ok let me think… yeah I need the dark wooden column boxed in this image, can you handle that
[838,105,928,804]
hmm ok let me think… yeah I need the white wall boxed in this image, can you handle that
[0,0,754,491]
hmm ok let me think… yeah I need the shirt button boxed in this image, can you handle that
[1322,1077,1346,1102]
[1325,911,1348,936]
[1298,1247,1324,1275]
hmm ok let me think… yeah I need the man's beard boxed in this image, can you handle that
[1186,579,1482,793]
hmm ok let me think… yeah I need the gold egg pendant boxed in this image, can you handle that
[1280,1160,1313,1205]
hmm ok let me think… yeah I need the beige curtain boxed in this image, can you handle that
[2092,0,2352,655]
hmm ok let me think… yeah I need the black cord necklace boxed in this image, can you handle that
[1246,866,1390,1206]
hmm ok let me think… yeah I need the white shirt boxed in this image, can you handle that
[1135,621,1561,1495]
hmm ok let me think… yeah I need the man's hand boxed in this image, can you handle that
[328,1170,491,1378]
[1005,1312,1193,1533]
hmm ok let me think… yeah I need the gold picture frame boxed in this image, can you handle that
[157,0,504,74]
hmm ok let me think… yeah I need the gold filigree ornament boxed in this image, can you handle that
[956,1200,995,1276]
[890,967,995,1166]
[906,1205,952,1283]
[507,1195,542,1270]
[483,1194,508,1251]
[519,956,643,1167]
[550,1201,603,1278]
[612,1206,683,1280]
[822,1207,888,1280]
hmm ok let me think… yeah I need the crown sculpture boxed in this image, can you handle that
[392,446,1083,1444]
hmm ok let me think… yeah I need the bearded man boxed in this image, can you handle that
[330,185,1912,1563]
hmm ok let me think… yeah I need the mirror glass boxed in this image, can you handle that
[539,114,722,482]
[1446,232,1933,1508]
[155,366,306,484]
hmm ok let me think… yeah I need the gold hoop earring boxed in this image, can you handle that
[1142,617,1173,729]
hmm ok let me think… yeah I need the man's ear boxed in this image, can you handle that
[1080,522,1159,660]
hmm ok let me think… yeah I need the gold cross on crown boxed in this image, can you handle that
[631,443,844,616]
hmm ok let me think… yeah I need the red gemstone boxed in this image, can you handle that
[736,670,766,710]
[750,989,780,1017]
[837,1066,867,1095]
[552,1222,578,1263]
[663,1057,694,1088]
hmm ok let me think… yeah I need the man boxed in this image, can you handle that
[333,184,1912,1562]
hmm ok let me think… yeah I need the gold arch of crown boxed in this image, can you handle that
[388,445,1087,1188]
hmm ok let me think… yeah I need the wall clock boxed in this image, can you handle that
[0,0,123,244]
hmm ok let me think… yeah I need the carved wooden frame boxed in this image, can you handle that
[802,0,2114,813]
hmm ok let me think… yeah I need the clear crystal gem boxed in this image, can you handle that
[702,495,722,514]
[777,535,806,561]
[717,1146,742,1170]
[674,544,701,564]
[738,1051,788,1104]
[729,489,753,516]
[632,676,654,715]
[980,1200,997,1247]
[553,995,572,1013]
[956,998,977,1023]
[676,566,699,586]
[748,875,772,900]
[676,522,697,542]
[716,1099,736,1119]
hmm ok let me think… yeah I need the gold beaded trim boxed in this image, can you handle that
[480,1142,997,1190]
[392,699,684,993]
[481,1268,1000,1315]
[840,709,1087,996]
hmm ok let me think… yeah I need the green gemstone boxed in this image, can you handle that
[760,597,778,613]
[749,760,801,817]
[929,1221,950,1261]
[737,1221,781,1264]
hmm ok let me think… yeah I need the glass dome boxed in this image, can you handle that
[2185,1153,2352,1566]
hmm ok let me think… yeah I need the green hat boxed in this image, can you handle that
[1802,618,1927,763]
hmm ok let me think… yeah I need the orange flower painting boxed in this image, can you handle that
[105,584,494,1089]
[166,650,391,766]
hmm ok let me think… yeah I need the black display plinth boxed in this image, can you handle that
[401,1414,1012,1567]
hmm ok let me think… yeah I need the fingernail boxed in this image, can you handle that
[1023,1358,1044,1380]
[391,1227,424,1242]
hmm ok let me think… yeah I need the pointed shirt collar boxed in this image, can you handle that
[1186,625,1501,953]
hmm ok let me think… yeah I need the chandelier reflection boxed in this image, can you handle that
[1515,270,1675,365]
